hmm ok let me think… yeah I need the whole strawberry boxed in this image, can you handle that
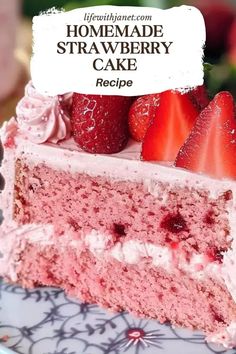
[71,94,132,154]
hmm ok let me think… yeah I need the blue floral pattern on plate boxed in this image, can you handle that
[0,279,234,354]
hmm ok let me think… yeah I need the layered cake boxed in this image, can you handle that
[1,81,236,348]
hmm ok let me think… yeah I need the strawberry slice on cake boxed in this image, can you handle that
[175,91,236,179]
[141,90,199,161]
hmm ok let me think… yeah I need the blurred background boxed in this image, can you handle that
[0,0,235,122]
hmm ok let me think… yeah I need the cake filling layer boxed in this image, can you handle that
[0,223,223,283]
[85,230,222,281]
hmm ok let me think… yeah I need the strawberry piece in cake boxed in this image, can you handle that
[1,82,236,349]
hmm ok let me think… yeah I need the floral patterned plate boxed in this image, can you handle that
[0,279,234,354]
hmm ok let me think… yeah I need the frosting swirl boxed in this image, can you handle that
[16,81,71,144]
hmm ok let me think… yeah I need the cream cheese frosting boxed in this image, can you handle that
[85,230,222,281]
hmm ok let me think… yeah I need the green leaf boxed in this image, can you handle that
[64,0,141,10]
[203,62,213,73]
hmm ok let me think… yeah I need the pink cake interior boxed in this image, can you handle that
[2,156,233,340]
[14,159,232,256]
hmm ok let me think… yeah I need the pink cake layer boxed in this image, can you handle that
[14,159,232,256]
[1,225,236,338]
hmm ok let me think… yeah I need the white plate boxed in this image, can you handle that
[0,279,233,354]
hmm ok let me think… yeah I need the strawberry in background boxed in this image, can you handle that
[189,0,235,59]
[228,19,236,66]
[186,0,236,100]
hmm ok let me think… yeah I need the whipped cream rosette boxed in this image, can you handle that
[16,81,71,144]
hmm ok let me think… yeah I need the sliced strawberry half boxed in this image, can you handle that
[128,94,160,142]
[71,94,132,154]
[175,91,236,179]
[141,90,199,162]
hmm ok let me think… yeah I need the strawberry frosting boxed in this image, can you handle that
[16,81,71,144]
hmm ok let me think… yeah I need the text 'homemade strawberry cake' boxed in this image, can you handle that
[1,81,236,349]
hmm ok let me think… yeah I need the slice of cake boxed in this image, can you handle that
[1,82,236,349]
